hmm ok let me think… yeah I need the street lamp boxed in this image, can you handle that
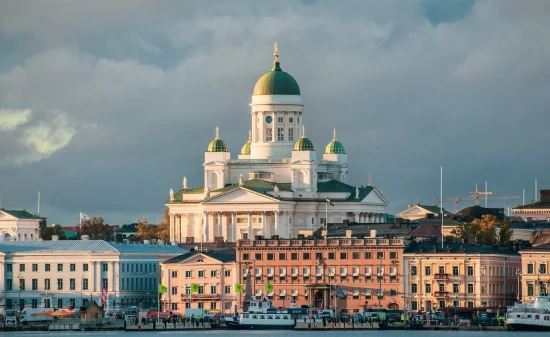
[516,269,521,303]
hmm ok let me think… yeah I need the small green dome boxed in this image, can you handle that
[294,126,314,151]
[240,130,252,155]
[325,129,346,154]
[253,44,300,96]
[207,127,228,152]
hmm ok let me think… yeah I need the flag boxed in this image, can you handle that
[264,283,274,293]
[101,288,108,305]
[190,283,200,293]
[158,284,168,294]
[235,283,244,293]
[80,212,90,222]
[335,286,346,299]
[326,198,335,207]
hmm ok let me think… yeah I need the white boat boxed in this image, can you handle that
[506,291,550,331]
[227,299,297,330]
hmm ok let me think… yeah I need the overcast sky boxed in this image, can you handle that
[1,0,549,226]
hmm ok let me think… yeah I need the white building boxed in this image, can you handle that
[0,238,187,315]
[166,44,388,244]
[0,209,44,241]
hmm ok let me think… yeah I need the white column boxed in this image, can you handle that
[194,213,201,242]
[204,211,209,242]
[218,212,223,237]
[354,212,359,223]
[169,214,175,242]
[175,215,180,243]
[247,212,253,239]
[262,212,267,237]
[95,262,101,292]
[232,212,237,241]
[222,213,228,241]
[274,212,279,238]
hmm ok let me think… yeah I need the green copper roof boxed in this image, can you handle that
[325,140,345,154]
[294,128,314,151]
[253,61,300,96]
[207,127,228,152]
[1,209,43,219]
[240,131,252,155]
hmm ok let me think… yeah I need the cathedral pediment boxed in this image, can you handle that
[203,187,279,204]
[360,188,388,205]
[203,161,227,166]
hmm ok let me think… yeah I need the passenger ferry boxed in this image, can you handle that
[226,299,297,329]
[506,291,550,331]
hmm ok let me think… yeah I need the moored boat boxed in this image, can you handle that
[227,299,297,330]
[506,291,550,331]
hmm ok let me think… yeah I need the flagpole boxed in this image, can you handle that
[325,201,328,238]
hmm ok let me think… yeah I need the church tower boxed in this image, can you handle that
[249,43,303,159]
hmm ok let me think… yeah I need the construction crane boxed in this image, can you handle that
[434,183,521,212]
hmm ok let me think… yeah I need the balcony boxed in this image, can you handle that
[434,291,450,297]
[434,273,449,280]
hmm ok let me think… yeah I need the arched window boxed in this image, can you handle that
[210,172,218,189]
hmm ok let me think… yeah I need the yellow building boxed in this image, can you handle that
[404,241,520,313]
[519,243,550,303]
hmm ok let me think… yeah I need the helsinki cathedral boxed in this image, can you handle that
[166,44,388,244]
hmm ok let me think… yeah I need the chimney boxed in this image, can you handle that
[321,230,327,238]
[255,235,263,240]
[51,235,59,241]
[81,235,89,240]
[345,230,352,238]
[370,229,377,238]
[271,235,280,240]
[467,235,475,245]
[541,189,550,202]
[394,218,403,225]
[297,234,305,240]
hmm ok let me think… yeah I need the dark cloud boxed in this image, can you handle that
[0,0,549,225]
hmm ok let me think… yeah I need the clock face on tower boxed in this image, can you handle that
[265,116,273,124]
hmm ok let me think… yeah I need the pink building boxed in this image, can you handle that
[160,250,237,315]
[513,189,550,221]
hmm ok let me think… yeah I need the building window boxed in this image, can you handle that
[19,278,26,290]
[412,301,418,311]
[453,284,459,293]
[32,299,38,308]
[225,285,231,294]
[6,279,12,291]
[172,271,178,278]
[44,279,50,290]
[467,283,474,294]
[340,252,347,260]
[425,266,431,276]
[438,266,445,273]
[267,253,274,261]
[453,266,459,276]
[527,283,534,296]
[255,253,262,261]
[467,266,474,276]
[198,302,204,309]
[439,300,445,309]
[45,264,50,272]
[352,252,359,259]
[102,278,108,289]
[279,253,286,260]
[102,263,108,272]
[185,302,191,309]
[210,302,217,310]
[83,264,88,272]
[411,284,417,294]
[7,264,13,272]
[70,299,76,308]
[425,284,431,293]
[467,301,474,308]
[225,270,231,277]
[198,286,204,294]
[527,264,534,274]
[277,116,284,123]
[198,271,204,278]
[70,264,76,272]
[32,264,38,272]
[186,271,192,278]
[540,264,547,274]
[171,303,178,310]
[185,286,191,295]
[172,287,178,295]
[70,279,76,290]
[303,253,310,260]
[58,264,63,272]
[389,252,397,259]
[266,128,272,141]
[210,286,217,294]
[328,252,335,259]
[20,264,25,272]
[57,279,63,290]
[288,128,294,141]
[411,266,417,276]
[277,128,284,141]
[291,253,298,260]
[439,283,445,292]
[83,278,89,290]
[242,253,250,261]
[377,252,384,259]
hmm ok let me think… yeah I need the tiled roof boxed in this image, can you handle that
[523,242,550,251]
[416,218,462,226]
[417,205,450,215]
[457,205,504,219]
[513,201,550,210]
[163,250,236,264]
[312,222,412,238]
[532,230,550,246]
[0,240,188,254]
[404,241,519,255]
[411,223,441,238]
[1,209,44,219]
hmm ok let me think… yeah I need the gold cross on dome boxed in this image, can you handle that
[215,126,220,139]
[274,42,279,62]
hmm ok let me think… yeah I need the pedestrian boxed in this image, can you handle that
[191,314,195,326]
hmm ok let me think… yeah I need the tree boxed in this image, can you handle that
[474,214,499,245]
[136,217,158,240]
[81,216,114,240]
[156,208,170,242]
[451,222,480,241]
[451,214,510,246]
[41,225,66,240]
[498,220,514,247]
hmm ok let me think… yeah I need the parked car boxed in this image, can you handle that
[458,317,471,326]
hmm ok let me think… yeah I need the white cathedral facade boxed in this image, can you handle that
[166,44,388,243]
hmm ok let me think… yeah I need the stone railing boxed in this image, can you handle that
[236,238,404,247]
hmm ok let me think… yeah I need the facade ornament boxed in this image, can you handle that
[239,173,245,187]
[333,128,337,141]
[183,176,188,190]
[356,186,360,199]
[274,185,280,197]
[169,189,174,201]
[274,41,279,62]
[204,185,210,197]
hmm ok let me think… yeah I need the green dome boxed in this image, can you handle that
[207,127,228,152]
[253,62,301,96]
[325,129,345,154]
[294,127,314,151]
[240,131,252,155]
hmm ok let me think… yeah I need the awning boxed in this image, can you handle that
[292,269,298,276]
[280,269,286,276]
[255,269,262,276]
[255,290,263,296]
[267,268,274,277]
[365,268,372,276]
[377,290,384,296]
[279,290,286,296]
[352,269,359,276]
[365,289,372,295]
[304,284,330,290]
[292,290,298,296]
[353,290,359,296]
[329,268,335,276]
[316,269,322,276]
[340,271,347,276]
[267,292,274,296]
[304,269,310,276]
